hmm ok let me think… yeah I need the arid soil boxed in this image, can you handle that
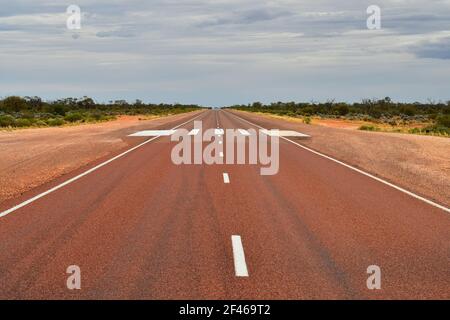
[0,112,202,203]
[230,110,450,207]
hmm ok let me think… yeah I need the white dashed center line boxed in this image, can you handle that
[223,173,230,184]
[231,235,249,277]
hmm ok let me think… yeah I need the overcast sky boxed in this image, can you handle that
[1,0,449,106]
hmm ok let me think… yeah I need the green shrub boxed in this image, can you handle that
[400,106,416,116]
[0,115,15,127]
[14,118,32,127]
[334,105,349,116]
[89,111,105,121]
[64,112,84,122]
[422,125,450,135]
[47,118,65,126]
[359,125,380,131]
[286,111,296,117]
[302,106,315,116]
[34,120,48,127]
[436,115,450,128]
[408,128,421,134]
[303,117,311,124]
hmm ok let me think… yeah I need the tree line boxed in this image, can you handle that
[0,96,204,128]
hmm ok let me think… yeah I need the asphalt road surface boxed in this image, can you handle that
[0,109,448,299]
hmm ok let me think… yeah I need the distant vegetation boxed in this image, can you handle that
[0,96,204,128]
[229,98,450,136]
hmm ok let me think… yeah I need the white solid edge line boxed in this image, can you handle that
[231,235,249,277]
[0,112,206,218]
[223,173,230,184]
[224,110,450,214]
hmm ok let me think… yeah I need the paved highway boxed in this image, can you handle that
[0,109,448,299]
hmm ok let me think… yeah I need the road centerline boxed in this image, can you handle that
[231,235,249,277]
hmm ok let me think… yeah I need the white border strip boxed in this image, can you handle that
[231,235,249,277]
[0,112,205,218]
[128,130,176,137]
[238,129,251,136]
[225,110,450,214]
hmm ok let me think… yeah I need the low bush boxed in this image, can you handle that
[46,118,65,126]
[64,112,84,122]
[34,120,48,127]
[359,125,380,131]
[0,115,15,127]
[421,125,450,135]
[14,118,32,127]
[436,115,450,127]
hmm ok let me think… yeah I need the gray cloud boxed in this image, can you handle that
[413,37,450,60]
[96,29,135,38]
[197,8,292,27]
[0,0,449,105]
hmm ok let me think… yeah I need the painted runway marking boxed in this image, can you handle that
[129,130,176,137]
[223,173,230,184]
[188,129,200,136]
[219,152,224,158]
[0,112,206,219]
[215,129,224,135]
[261,129,310,138]
[225,110,450,214]
[231,235,249,277]
[238,129,251,136]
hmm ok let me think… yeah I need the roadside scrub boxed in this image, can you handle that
[0,96,204,129]
[229,98,450,137]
